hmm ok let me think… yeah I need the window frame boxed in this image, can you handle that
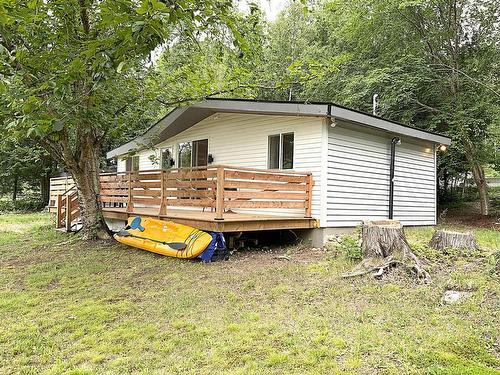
[267,132,294,170]
[177,141,193,168]
[126,155,140,172]
[160,146,174,170]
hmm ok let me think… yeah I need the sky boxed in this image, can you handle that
[238,0,288,21]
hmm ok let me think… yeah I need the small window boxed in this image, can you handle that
[268,133,294,169]
[126,155,140,172]
[161,147,174,169]
[192,139,209,167]
[178,142,192,168]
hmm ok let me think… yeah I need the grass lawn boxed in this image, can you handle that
[0,213,499,374]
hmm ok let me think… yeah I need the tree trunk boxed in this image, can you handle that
[463,138,489,215]
[65,134,110,240]
[40,172,50,206]
[12,174,18,203]
[343,220,430,281]
[429,230,479,251]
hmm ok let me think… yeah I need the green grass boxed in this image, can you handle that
[0,214,499,374]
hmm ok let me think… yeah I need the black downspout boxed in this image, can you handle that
[389,137,400,220]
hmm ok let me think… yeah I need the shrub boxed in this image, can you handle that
[0,197,45,213]
[326,234,362,262]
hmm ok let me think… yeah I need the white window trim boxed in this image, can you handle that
[267,132,295,170]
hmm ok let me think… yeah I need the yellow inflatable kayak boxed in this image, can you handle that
[114,217,213,259]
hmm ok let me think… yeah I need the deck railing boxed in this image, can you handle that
[98,165,313,220]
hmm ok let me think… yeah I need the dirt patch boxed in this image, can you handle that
[211,246,327,273]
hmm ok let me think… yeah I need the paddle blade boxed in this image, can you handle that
[130,217,145,231]
[166,242,187,251]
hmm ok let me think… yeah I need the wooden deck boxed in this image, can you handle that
[102,207,317,232]
[50,165,318,232]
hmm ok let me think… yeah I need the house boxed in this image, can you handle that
[53,99,451,245]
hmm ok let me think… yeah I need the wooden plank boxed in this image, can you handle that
[131,181,161,188]
[166,198,215,207]
[130,189,161,197]
[56,195,63,228]
[218,164,311,176]
[101,182,129,189]
[224,191,307,200]
[225,169,307,183]
[166,169,217,180]
[305,173,313,217]
[131,196,162,205]
[165,180,216,189]
[225,200,305,209]
[164,190,215,198]
[215,167,225,220]
[224,180,307,191]
[99,196,129,203]
[131,173,162,180]
[99,189,129,196]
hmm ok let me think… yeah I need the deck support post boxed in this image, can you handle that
[56,194,63,228]
[159,170,167,216]
[65,193,72,232]
[305,173,313,218]
[215,166,225,220]
[126,172,134,214]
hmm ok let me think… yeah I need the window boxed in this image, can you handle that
[177,139,209,168]
[161,147,174,169]
[126,155,140,171]
[178,142,192,168]
[192,139,208,167]
[268,133,294,169]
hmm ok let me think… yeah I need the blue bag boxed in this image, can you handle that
[198,232,228,262]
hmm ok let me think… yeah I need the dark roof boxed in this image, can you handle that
[107,98,451,158]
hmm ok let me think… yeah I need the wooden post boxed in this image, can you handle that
[65,193,71,232]
[126,172,134,213]
[159,170,167,216]
[56,194,63,228]
[215,166,225,220]
[305,173,313,218]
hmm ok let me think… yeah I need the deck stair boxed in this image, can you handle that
[56,186,81,232]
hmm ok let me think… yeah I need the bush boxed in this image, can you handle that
[326,234,362,262]
[0,197,45,213]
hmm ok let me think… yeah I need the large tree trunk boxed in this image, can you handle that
[464,138,489,215]
[61,132,110,240]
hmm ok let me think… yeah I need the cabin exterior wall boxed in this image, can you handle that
[326,121,436,227]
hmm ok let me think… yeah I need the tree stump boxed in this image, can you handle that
[429,230,479,251]
[343,220,430,281]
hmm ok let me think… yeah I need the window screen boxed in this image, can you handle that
[192,139,208,167]
[126,156,140,171]
[178,142,192,168]
[268,135,280,169]
[268,133,294,169]
[282,133,294,169]
[161,148,174,169]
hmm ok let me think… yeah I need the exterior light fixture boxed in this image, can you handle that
[438,144,447,152]
[329,117,337,127]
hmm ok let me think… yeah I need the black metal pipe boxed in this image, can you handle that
[389,137,400,220]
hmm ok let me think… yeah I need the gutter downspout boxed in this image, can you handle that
[389,137,401,220]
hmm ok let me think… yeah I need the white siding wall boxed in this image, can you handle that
[151,113,325,219]
[393,140,436,225]
[327,122,436,227]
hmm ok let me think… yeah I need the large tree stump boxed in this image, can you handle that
[343,220,430,282]
[429,230,479,251]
